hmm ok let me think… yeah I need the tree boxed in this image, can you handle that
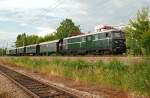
[124,7,150,55]
[0,48,6,56]
[26,35,40,45]
[56,18,81,39]
[15,33,27,47]
[15,33,40,47]
[43,33,57,42]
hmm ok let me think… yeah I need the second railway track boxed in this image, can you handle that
[0,65,81,98]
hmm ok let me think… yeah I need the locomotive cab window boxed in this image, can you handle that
[113,31,122,38]
[106,32,111,38]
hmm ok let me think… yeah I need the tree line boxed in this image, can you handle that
[15,19,81,47]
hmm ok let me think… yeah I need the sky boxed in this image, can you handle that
[0,0,150,48]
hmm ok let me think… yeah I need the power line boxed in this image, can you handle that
[30,0,65,24]
[50,0,64,11]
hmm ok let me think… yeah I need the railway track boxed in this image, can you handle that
[0,65,81,98]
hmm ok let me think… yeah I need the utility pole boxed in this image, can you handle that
[5,41,8,56]
[1,40,5,56]
[2,40,4,56]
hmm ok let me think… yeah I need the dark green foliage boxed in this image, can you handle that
[105,59,127,72]
[142,30,150,54]
[55,19,81,39]
[42,33,57,42]
[105,60,128,86]
[16,33,40,47]
[124,7,150,55]
[0,48,6,56]
[131,60,150,95]
[16,33,27,47]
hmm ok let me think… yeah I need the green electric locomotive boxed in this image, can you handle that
[58,29,126,54]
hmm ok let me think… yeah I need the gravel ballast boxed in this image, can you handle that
[0,73,31,98]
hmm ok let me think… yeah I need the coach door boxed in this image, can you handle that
[36,45,40,55]
[57,39,63,52]
[86,35,93,50]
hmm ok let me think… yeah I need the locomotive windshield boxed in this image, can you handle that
[112,31,123,38]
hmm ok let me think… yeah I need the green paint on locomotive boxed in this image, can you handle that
[66,31,113,52]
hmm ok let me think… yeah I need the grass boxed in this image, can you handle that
[3,57,150,96]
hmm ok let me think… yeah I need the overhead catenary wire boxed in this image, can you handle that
[5,0,66,49]
[30,0,65,24]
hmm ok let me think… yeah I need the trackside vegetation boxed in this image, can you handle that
[4,57,150,96]
[124,7,150,55]
[0,48,6,56]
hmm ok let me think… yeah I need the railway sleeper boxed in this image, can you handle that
[36,92,65,98]
[24,83,48,87]
[29,88,52,92]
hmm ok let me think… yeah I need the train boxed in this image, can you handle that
[6,29,126,56]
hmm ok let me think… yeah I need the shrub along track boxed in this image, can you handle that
[0,64,81,98]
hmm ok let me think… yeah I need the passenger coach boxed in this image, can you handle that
[39,40,59,55]
[7,48,17,56]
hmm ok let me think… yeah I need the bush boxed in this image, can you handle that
[131,60,150,95]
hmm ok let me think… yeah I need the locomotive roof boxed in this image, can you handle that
[64,29,119,40]
[39,40,59,45]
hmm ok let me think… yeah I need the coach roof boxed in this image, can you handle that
[26,44,38,47]
[39,40,59,45]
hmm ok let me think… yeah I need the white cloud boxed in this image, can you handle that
[20,23,28,26]
[0,31,18,48]
[0,0,57,10]
[0,31,18,40]
[36,27,56,36]
[0,17,12,22]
